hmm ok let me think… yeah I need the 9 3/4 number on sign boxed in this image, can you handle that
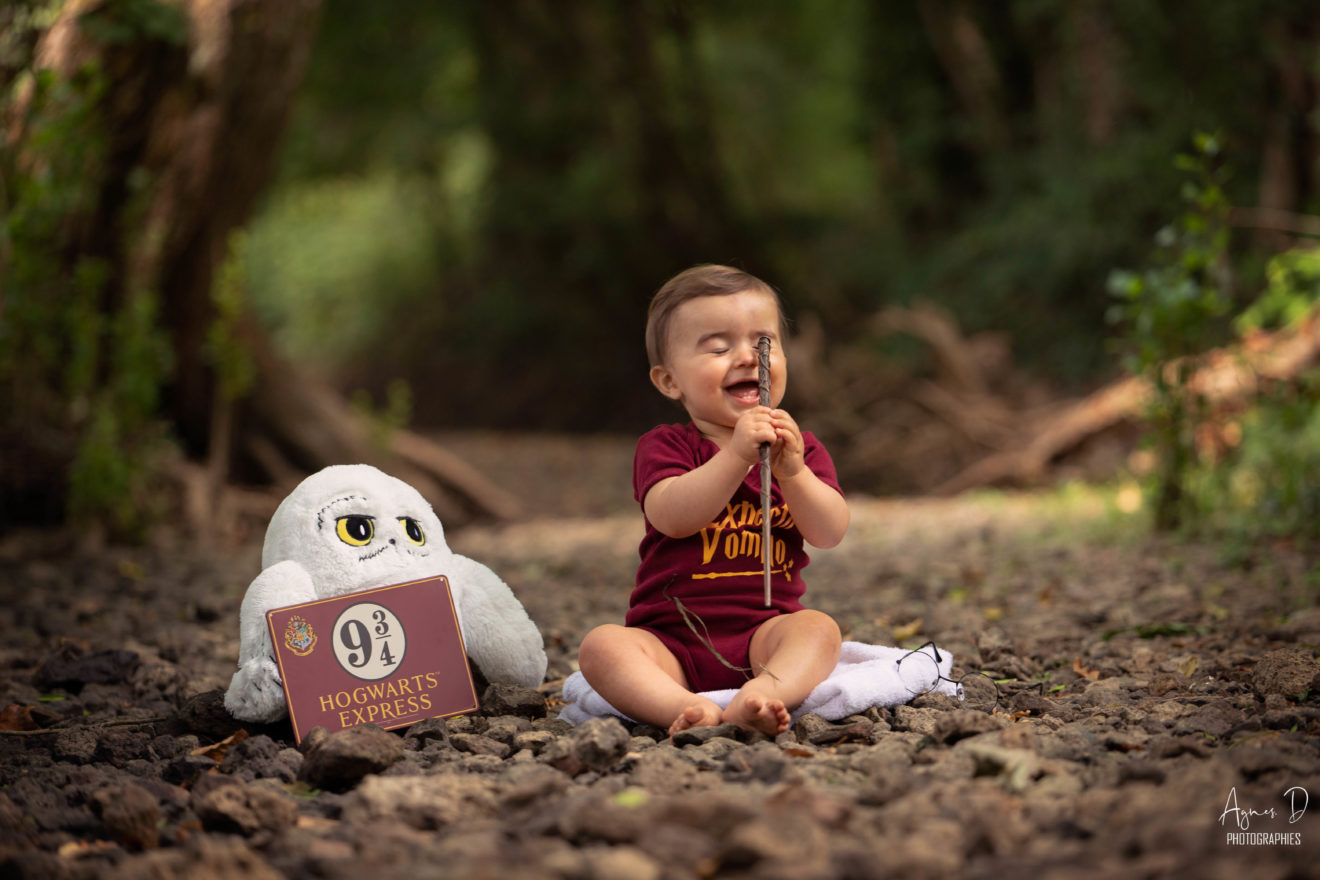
[331,602,407,680]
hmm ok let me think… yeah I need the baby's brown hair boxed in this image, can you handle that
[645,264,785,367]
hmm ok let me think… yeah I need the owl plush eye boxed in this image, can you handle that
[398,517,426,546]
[336,515,375,546]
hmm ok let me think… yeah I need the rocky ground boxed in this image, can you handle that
[2,434,1319,879]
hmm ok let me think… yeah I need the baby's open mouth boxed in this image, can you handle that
[725,380,760,404]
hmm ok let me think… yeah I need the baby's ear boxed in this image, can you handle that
[649,364,682,400]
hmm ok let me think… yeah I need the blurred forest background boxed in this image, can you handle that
[3,0,1320,549]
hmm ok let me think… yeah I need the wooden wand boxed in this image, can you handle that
[758,335,772,608]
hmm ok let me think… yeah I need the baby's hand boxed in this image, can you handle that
[731,406,778,464]
[768,409,805,478]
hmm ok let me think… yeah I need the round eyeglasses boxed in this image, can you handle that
[895,641,999,713]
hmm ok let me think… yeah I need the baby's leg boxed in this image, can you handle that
[722,609,842,735]
[577,624,722,735]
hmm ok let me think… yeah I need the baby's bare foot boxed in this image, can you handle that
[668,700,723,736]
[723,693,791,736]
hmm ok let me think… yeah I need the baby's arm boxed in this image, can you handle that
[644,412,776,537]
[644,449,754,537]
[769,409,850,549]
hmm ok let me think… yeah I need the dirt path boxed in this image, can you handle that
[1,456,1318,878]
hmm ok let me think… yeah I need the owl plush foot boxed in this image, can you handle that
[224,656,288,723]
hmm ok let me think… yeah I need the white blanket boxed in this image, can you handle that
[559,640,957,725]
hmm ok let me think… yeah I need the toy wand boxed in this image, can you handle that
[758,335,772,608]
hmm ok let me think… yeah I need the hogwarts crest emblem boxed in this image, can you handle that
[283,615,317,656]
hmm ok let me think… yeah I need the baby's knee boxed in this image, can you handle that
[577,624,628,670]
[794,609,842,646]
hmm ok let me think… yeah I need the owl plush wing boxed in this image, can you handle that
[446,553,548,689]
[223,560,317,723]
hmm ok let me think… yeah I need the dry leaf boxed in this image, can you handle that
[891,618,924,642]
[0,704,38,732]
[1178,655,1199,678]
[59,840,119,859]
[191,729,248,763]
[1073,657,1100,680]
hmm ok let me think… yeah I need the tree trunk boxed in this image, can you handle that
[8,0,516,536]
[917,0,1008,151]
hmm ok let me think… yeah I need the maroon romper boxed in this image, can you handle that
[626,422,843,691]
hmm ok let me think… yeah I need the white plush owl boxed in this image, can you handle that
[224,464,548,723]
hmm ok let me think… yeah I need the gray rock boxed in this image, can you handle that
[480,683,548,718]
[51,728,98,764]
[341,772,499,830]
[450,732,512,759]
[35,645,140,690]
[722,743,792,785]
[581,844,662,880]
[672,722,740,746]
[164,753,219,787]
[402,716,449,745]
[931,709,1007,744]
[91,782,159,849]
[512,729,556,755]
[221,733,300,782]
[1171,701,1243,739]
[94,729,151,767]
[193,781,298,835]
[958,741,1044,793]
[540,717,630,776]
[297,724,404,792]
[1253,647,1319,699]
[484,714,532,744]
[179,688,247,741]
[802,714,875,746]
[101,833,284,880]
[498,762,571,809]
[627,747,703,793]
[891,705,941,736]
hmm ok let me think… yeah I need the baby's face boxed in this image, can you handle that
[650,289,787,432]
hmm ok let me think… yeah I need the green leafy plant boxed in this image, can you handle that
[352,379,414,453]
[1107,132,1234,531]
[1185,245,1320,549]
[2,6,178,539]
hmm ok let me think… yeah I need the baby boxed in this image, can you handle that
[577,264,849,736]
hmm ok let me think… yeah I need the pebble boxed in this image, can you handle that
[479,683,548,718]
[297,724,404,791]
[539,716,630,776]
[193,780,299,835]
[91,782,160,849]
[1253,646,1320,699]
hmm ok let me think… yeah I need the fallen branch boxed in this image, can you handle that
[935,307,1320,495]
[1229,206,1320,238]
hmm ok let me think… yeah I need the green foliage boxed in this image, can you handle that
[257,1,1308,432]
[207,234,257,402]
[1106,131,1320,549]
[1236,246,1320,333]
[1186,246,1320,549]
[352,379,413,453]
[1191,374,1320,547]
[1105,133,1234,371]
[242,173,444,374]
[77,0,186,47]
[2,3,177,538]
[1106,133,1233,531]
